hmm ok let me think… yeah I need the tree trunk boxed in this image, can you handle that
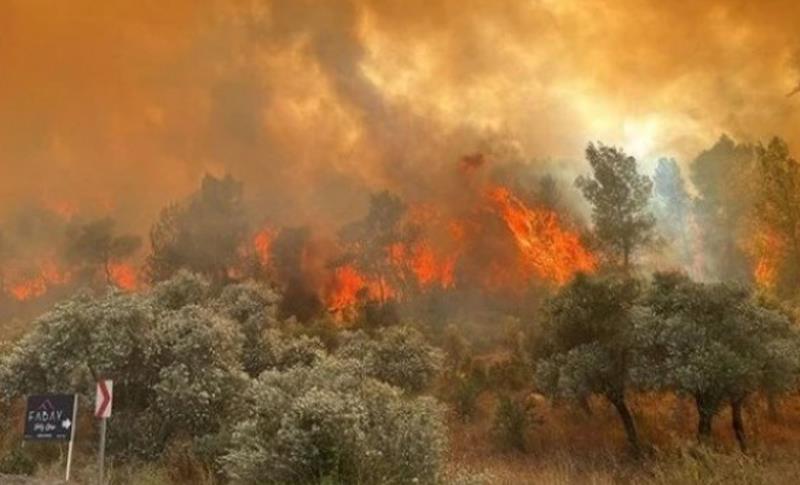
[695,396,714,443]
[608,394,640,455]
[731,399,747,452]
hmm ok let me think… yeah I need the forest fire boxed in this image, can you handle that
[487,186,596,284]
[108,262,138,291]
[753,228,784,289]
[253,228,273,267]
[6,259,71,301]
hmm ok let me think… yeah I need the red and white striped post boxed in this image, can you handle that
[95,380,113,485]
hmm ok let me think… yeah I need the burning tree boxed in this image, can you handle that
[576,143,655,272]
[64,217,141,289]
[147,174,249,285]
[755,137,800,299]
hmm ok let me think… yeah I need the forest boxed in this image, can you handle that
[3,134,800,484]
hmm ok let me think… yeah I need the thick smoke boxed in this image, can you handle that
[1,0,798,270]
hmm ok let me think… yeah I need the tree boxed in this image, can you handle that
[337,326,444,393]
[576,143,655,271]
[0,272,248,459]
[64,217,141,287]
[338,191,408,300]
[639,272,800,450]
[755,137,800,298]
[690,135,755,282]
[652,158,693,268]
[221,356,446,484]
[147,174,249,285]
[213,281,282,376]
[271,226,324,322]
[532,274,645,453]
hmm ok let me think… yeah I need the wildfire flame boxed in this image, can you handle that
[487,185,596,285]
[752,228,784,289]
[108,262,138,291]
[253,228,273,267]
[325,265,393,312]
[6,259,71,301]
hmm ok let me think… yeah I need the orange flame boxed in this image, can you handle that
[6,259,71,301]
[487,185,596,285]
[752,228,784,289]
[108,262,138,291]
[253,228,273,267]
[325,265,393,312]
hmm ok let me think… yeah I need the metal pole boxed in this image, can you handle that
[97,417,107,485]
[65,394,78,482]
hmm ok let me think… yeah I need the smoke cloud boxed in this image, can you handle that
[1,0,798,233]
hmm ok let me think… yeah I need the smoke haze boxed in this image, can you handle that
[1,0,798,231]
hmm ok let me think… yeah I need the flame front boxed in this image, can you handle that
[487,186,596,285]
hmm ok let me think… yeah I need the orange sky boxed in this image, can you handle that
[1,0,798,231]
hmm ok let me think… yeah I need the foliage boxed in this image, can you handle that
[213,281,281,376]
[261,328,325,371]
[755,137,800,297]
[0,447,36,476]
[452,371,483,421]
[0,272,248,459]
[491,395,538,453]
[638,272,800,448]
[337,326,444,393]
[221,356,447,484]
[575,142,656,270]
[690,135,756,282]
[532,273,644,452]
[338,191,408,299]
[147,174,249,284]
[64,217,141,287]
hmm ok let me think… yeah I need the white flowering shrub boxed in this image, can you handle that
[337,326,444,393]
[222,356,447,484]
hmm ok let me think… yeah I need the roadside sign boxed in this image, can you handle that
[95,380,113,418]
[23,394,76,441]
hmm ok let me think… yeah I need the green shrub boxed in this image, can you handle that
[453,372,483,421]
[492,395,538,453]
[222,356,447,484]
[0,447,36,476]
[337,326,444,393]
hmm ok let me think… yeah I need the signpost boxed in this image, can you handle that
[95,380,113,485]
[24,394,78,481]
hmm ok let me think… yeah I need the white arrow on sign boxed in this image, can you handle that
[95,380,113,418]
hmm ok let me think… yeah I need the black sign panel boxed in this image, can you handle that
[23,394,76,441]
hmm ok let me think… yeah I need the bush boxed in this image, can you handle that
[213,282,281,376]
[0,447,36,476]
[491,395,538,453]
[261,329,325,371]
[337,326,444,393]
[452,372,483,421]
[222,356,447,484]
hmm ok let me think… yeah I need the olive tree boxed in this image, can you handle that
[532,274,645,453]
[639,272,800,450]
[221,356,447,484]
[213,281,282,376]
[336,326,444,393]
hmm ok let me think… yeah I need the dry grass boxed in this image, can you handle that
[446,391,800,484]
